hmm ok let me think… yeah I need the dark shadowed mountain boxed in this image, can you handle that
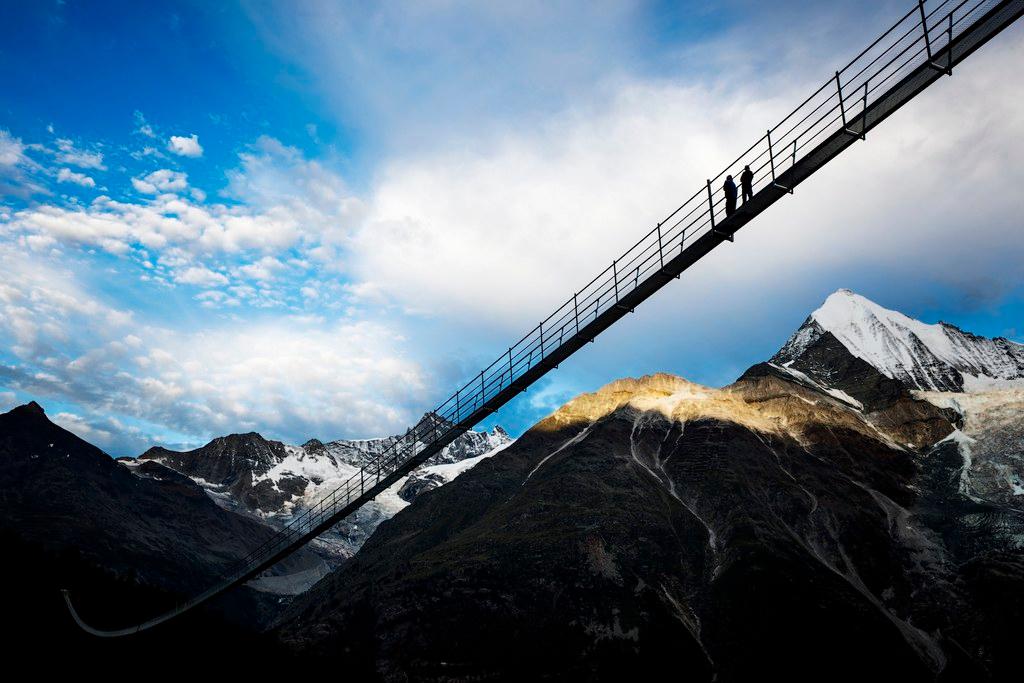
[0,401,321,665]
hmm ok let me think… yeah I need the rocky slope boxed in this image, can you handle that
[276,291,1024,681]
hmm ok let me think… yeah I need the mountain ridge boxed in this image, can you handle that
[134,415,513,561]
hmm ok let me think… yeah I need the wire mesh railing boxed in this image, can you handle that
[215,0,1005,586]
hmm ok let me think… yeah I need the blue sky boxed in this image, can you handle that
[1,0,1023,456]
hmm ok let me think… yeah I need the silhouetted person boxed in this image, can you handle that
[723,175,737,217]
[741,165,753,204]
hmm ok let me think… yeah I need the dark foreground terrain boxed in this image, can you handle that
[0,402,304,669]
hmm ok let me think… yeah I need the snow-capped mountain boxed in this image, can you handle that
[770,288,1024,507]
[774,289,1024,392]
[136,415,513,560]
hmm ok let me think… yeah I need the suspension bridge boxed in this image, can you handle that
[64,0,1024,636]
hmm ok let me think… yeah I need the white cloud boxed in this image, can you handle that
[52,412,116,446]
[234,255,286,282]
[6,192,301,267]
[167,133,203,158]
[174,265,229,287]
[0,129,47,198]
[350,77,791,327]
[131,168,188,194]
[0,244,431,452]
[0,129,28,167]
[55,138,105,170]
[224,135,364,243]
[5,12,1023,454]
[57,168,96,188]
[1,137,367,309]
[349,32,1024,335]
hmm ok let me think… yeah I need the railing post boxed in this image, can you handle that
[860,80,869,139]
[539,322,545,357]
[455,388,461,424]
[573,293,580,334]
[656,222,665,270]
[836,72,847,127]
[945,12,954,75]
[612,260,619,302]
[480,370,486,399]
[835,71,859,138]
[508,347,514,382]
[706,179,716,230]
[919,0,950,73]
[918,0,934,61]
[768,133,793,194]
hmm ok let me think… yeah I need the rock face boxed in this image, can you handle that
[140,433,303,513]
[917,389,1024,508]
[276,292,1024,681]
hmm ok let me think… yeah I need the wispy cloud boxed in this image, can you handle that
[0,242,431,454]
[55,137,105,170]
[0,129,47,198]
[131,168,187,194]
[3,137,362,306]
[57,168,96,187]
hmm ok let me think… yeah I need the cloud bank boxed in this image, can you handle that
[1,2,1022,454]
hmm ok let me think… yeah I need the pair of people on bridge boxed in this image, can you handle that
[723,165,754,217]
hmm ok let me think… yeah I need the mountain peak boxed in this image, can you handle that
[8,401,47,417]
[776,290,1024,392]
